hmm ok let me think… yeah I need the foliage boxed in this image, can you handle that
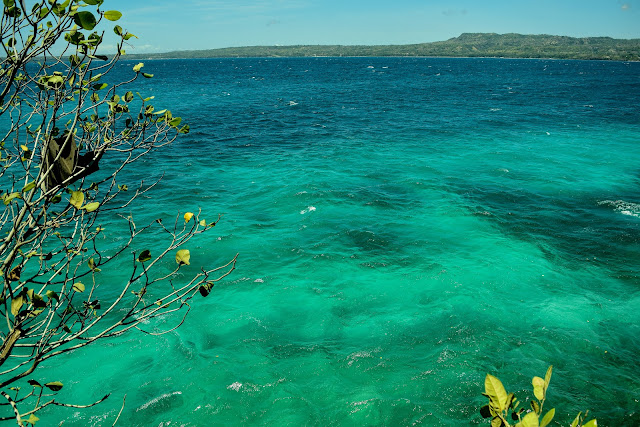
[127,33,640,61]
[0,0,236,424]
[481,366,597,427]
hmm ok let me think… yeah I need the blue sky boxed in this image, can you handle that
[102,0,640,53]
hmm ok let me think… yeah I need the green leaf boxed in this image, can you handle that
[83,0,103,5]
[133,62,144,72]
[114,25,123,36]
[169,117,182,127]
[175,249,190,266]
[83,202,99,212]
[490,417,502,427]
[44,381,63,391]
[532,376,545,401]
[25,414,39,425]
[485,374,508,413]
[73,282,85,293]
[69,191,84,209]
[530,400,540,414]
[65,29,85,45]
[46,290,59,302]
[123,32,137,40]
[583,420,598,427]
[544,366,552,389]
[10,295,24,316]
[3,191,21,205]
[103,10,122,21]
[21,181,36,193]
[27,380,42,388]
[138,249,151,263]
[124,91,134,102]
[51,194,62,203]
[519,412,539,427]
[73,11,97,30]
[540,408,555,427]
[142,73,154,79]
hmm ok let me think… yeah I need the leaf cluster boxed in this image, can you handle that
[481,366,597,427]
[0,1,233,425]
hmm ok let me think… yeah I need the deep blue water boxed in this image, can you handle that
[38,57,640,425]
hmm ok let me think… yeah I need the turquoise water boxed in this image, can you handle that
[39,58,640,425]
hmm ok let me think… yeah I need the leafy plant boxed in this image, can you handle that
[481,366,597,427]
[0,0,236,424]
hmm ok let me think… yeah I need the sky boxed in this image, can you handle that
[100,0,640,53]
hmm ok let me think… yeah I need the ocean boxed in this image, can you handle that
[42,57,639,425]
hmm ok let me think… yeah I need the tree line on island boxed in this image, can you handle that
[129,33,640,61]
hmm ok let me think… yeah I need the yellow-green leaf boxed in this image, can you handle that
[184,212,194,223]
[540,408,555,427]
[531,400,540,414]
[25,414,39,425]
[133,62,144,72]
[519,412,540,427]
[176,249,190,266]
[73,282,85,293]
[485,374,508,413]
[583,420,597,427]
[103,10,122,21]
[544,365,552,389]
[46,290,59,302]
[21,181,36,193]
[69,191,84,209]
[44,381,63,391]
[10,295,24,316]
[83,202,100,212]
[532,376,545,401]
[3,192,21,205]
[571,413,581,427]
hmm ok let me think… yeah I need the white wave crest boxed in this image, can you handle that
[300,206,316,215]
[227,382,243,392]
[598,200,640,218]
[136,391,182,412]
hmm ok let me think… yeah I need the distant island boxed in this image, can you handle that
[127,33,640,61]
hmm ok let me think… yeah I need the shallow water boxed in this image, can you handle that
[34,57,640,425]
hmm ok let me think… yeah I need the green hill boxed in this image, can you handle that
[128,33,640,61]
